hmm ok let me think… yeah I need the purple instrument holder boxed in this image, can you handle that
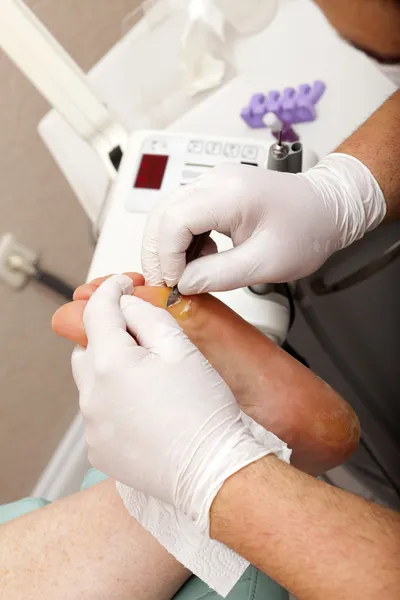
[241,80,326,129]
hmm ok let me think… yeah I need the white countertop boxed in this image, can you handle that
[38,0,395,224]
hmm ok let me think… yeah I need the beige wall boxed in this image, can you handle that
[0,0,141,502]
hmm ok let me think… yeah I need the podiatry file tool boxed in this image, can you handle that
[166,231,211,307]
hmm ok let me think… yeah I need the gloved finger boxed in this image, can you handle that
[142,180,222,287]
[156,165,248,287]
[141,200,170,286]
[71,345,89,389]
[158,208,217,287]
[120,295,195,360]
[84,274,136,354]
[178,236,271,294]
[71,346,100,418]
[74,272,145,301]
[165,236,216,291]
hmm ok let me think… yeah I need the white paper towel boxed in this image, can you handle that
[180,0,227,96]
[117,414,291,597]
[180,0,279,96]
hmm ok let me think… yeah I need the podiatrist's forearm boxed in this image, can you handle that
[211,456,400,600]
[335,90,400,221]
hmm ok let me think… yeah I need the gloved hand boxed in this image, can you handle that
[142,153,386,293]
[72,274,286,532]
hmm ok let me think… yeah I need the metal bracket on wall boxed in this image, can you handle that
[0,233,75,300]
[0,233,37,288]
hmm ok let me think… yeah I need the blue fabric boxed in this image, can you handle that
[0,496,50,524]
[173,565,288,600]
[80,467,108,490]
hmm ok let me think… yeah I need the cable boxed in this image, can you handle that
[4,247,75,302]
[281,283,308,365]
[34,267,74,301]
[295,287,400,502]
[283,282,295,329]
[358,435,400,502]
[310,240,400,296]
[282,341,309,367]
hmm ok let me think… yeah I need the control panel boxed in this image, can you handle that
[125,133,269,213]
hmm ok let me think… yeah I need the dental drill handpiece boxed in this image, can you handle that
[267,129,303,173]
[267,129,290,171]
[166,231,211,308]
[250,130,304,297]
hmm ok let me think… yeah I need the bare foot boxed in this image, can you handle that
[52,273,360,475]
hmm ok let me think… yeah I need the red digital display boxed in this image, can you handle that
[134,154,169,190]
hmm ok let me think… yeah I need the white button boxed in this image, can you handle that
[223,143,240,158]
[241,145,258,161]
[150,139,168,152]
[187,140,204,153]
[206,141,222,155]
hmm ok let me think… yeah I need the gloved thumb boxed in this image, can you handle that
[71,345,89,389]
[178,235,269,294]
[120,295,196,360]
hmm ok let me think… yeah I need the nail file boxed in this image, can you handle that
[166,231,211,307]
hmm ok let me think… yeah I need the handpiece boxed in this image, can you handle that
[267,129,303,173]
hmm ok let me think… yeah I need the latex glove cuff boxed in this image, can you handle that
[302,153,386,250]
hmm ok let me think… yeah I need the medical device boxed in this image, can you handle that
[0,0,292,344]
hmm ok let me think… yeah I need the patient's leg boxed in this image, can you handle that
[0,479,190,600]
[53,274,360,475]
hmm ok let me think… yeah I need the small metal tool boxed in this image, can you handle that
[267,129,303,173]
[277,129,285,150]
[166,231,211,307]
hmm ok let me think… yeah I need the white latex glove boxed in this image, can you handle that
[72,274,284,532]
[142,153,386,293]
